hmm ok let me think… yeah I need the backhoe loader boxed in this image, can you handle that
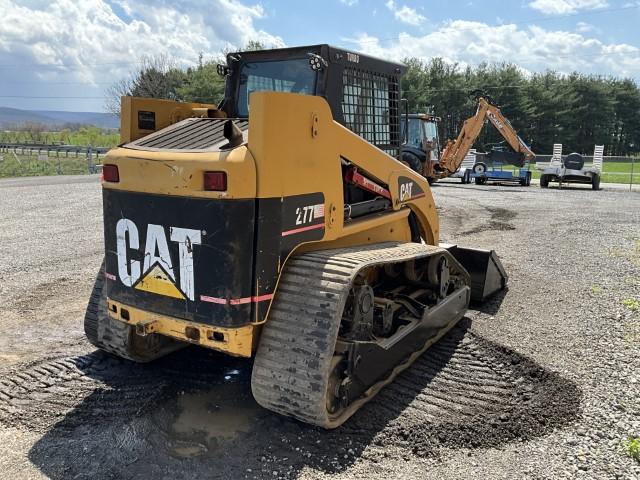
[401,92,535,184]
[86,45,507,428]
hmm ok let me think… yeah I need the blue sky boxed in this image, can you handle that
[1,0,639,112]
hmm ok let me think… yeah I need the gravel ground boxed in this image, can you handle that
[0,175,638,479]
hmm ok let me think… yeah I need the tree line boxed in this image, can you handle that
[106,46,640,156]
[401,58,640,156]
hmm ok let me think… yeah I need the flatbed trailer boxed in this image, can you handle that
[470,161,532,186]
[537,146,603,191]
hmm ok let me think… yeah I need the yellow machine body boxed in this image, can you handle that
[103,92,439,357]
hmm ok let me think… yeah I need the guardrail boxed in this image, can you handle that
[0,142,110,176]
[0,143,110,156]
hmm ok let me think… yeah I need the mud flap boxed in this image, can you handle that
[441,243,508,302]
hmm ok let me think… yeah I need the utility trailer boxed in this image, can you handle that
[538,144,603,190]
[469,148,532,186]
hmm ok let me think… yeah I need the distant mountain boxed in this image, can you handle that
[0,107,118,130]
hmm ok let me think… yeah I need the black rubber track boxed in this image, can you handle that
[251,242,467,428]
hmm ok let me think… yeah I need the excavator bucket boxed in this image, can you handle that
[442,244,508,302]
[488,149,525,167]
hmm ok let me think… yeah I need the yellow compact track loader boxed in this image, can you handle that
[86,45,507,428]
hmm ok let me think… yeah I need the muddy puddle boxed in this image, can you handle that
[167,381,264,457]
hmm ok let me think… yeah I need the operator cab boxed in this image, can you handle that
[218,44,405,159]
[400,113,441,174]
[402,113,441,160]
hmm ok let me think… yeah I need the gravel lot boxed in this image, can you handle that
[0,175,638,479]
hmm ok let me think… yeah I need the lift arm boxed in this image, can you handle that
[438,95,535,176]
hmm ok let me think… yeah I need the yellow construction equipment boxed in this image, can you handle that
[401,92,535,183]
[86,45,507,428]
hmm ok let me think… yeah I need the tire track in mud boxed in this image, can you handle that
[311,320,581,460]
[0,320,580,473]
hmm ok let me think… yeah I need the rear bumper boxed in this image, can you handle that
[107,298,258,357]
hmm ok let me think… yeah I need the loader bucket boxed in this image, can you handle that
[441,244,508,302]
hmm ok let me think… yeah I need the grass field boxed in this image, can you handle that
[0,130,119,148]
[0,153,101,178]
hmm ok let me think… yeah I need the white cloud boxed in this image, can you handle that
[339,0,358,6]
[0,0,283,110]
[385,0,426,26]
[350,20,640,79]
[576,21,594,32]
[529,0,608,15]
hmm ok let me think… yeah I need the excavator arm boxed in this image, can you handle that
[437,95,535,177]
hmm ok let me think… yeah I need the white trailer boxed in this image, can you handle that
[538,144,603,190]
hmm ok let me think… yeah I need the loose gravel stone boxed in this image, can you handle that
[0,176,638,479]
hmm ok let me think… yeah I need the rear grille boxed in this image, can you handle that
[125,118,249,151]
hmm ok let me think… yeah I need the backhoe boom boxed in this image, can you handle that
[437,95,534,178]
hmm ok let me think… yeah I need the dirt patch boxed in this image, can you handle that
[0,319,580,479]
[462,207,517,235]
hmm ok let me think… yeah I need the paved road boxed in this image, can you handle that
[0,174,638,479]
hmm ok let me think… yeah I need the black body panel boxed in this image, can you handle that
[253,192,325,322]
[103,189,326,327]
[103,189,255,327]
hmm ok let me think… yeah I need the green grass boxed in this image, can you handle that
[622,299,640,311]
[590,286,603,295]
[0,129,119,148]
[0,153,101,178]
[623,437,640,462]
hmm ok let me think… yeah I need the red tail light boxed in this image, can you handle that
[204,171,227,191]
[102,164,119,183]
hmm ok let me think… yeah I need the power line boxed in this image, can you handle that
[1,81,112,85]
[0,80,621,101]
[0,95,106,99]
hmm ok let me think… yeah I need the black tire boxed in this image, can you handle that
[474,176,486,185]
[540,174,549,188]
[472,162,487,175]
[592,174,601,190]
[401,151,423,174]
[84,261,184,362]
